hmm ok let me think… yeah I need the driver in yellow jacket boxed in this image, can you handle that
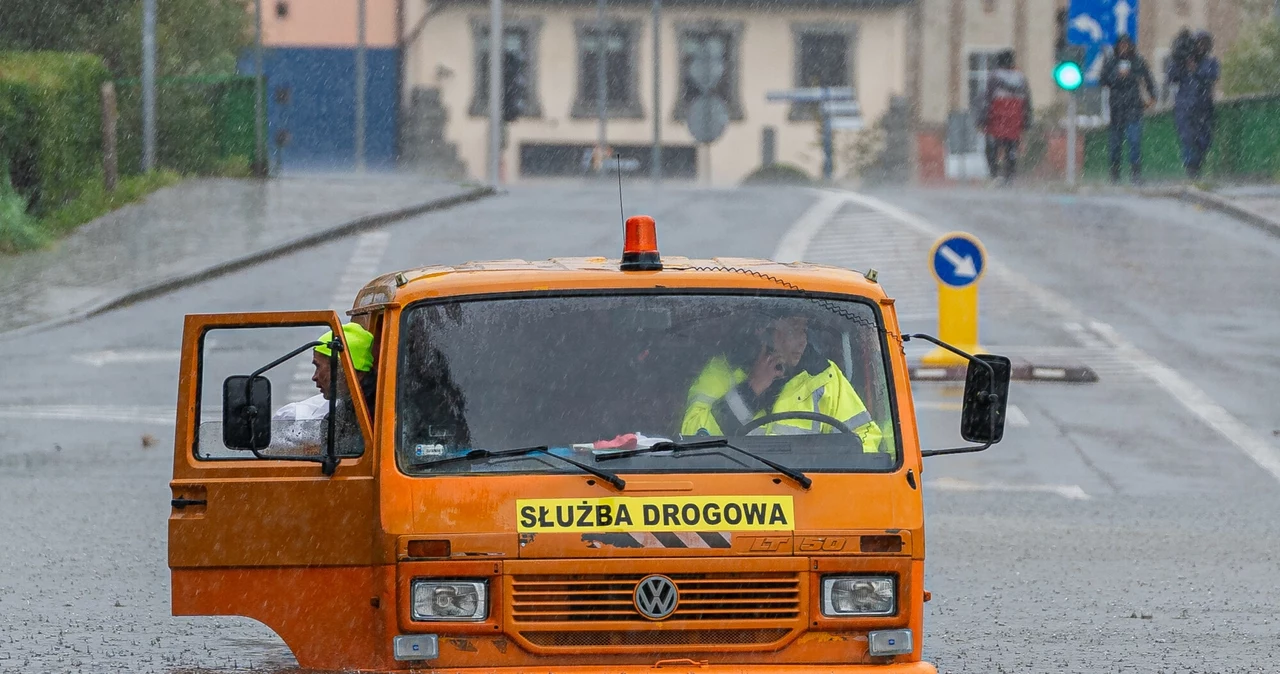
[681,313,884,454]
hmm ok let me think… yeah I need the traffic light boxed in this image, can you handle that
[1054,45,1085,91]
[501,51,526,123]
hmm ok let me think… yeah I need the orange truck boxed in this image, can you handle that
[169,216,1010,673]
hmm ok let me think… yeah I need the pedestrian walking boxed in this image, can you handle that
[977,50,1032,185]
[1100,35,1156,184]
[1168,31,1219,179]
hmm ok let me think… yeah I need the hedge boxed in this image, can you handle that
[1083,92,1280,181]
[114,75,259,177]
[0,51,110,214]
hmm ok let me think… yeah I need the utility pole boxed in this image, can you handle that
[488,0,503,185]
[253,0,267,177]
[650,0,661,184]
[596,0,608,174]
[141,0,157,172]
[355,0,368,172]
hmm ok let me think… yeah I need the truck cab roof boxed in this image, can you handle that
[351,256,893,316]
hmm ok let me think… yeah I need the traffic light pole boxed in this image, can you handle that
[1065,90,1077,188]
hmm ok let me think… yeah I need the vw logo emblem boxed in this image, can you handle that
[633,575,679,620]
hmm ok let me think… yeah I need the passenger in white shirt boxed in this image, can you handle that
[269,322,376,454]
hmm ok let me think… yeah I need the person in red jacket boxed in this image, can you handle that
[977,50,1033,185]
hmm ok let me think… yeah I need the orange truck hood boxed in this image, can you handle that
[403,471,922,559]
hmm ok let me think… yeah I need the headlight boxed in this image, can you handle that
[411,580,488,621]
[821,576,895,616]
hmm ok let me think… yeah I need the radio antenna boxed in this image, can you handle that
[616,153,625,226]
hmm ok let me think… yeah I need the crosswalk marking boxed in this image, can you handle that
[289,231,391,399]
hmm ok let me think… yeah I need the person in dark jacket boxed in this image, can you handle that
[977,50,1032,185]
[1168,30,1219,179]
[1100,35,1156,184]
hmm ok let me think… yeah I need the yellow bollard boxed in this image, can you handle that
[922,232,987,366]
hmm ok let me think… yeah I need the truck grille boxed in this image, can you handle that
[522,628,792,648]
[510,571,803,623]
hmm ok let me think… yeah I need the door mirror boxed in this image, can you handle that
[960,354,1011,444]
[223,375,272,450]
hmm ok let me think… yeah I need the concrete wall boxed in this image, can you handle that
[405,1,910,185]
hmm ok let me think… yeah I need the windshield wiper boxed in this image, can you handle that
[595,438,811,490]
[410,445,626,491]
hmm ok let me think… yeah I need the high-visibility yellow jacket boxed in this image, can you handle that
[681,353,885,454]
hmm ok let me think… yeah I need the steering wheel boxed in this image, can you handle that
[734,411,854,437]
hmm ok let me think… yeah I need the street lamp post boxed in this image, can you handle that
[355,0,368,172]
[651,0,661,184]
[141,0,157,172]
[488,0,503,185]
[253,0,267,177]
[596,0,608,174]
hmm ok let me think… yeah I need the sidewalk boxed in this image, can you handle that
[0,174,494,335]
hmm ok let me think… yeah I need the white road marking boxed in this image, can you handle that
[928,476,1091,500]
[72,350,181,367]
[783,188,1280,484]
[0,405,178,425]
[1063,321,1107,349]
[1089,321,1280,484]
[289,231,391,399]
[1006,404,1030,427]
[773,190,853,263]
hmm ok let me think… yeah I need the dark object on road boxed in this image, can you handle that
[1100,35,1157,184]
[741,162,813,185]
[976,50,1032,185]
[1168,30,1219,179]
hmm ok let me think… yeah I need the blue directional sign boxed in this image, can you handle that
[930,233,986,289]
[1067,0,1139,86]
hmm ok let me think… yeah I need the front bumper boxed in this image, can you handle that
[390,664,938,673]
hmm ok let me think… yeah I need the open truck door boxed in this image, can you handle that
[168,311,384,666]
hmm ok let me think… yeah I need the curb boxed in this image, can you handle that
[0,184,497,340]
[1139,185,1280,238]
[1174,187,1280,238]
[909,361,1099,384]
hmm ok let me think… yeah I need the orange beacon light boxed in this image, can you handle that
[621,215,663,271]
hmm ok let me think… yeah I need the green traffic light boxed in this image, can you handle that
[1054,61,1083,91]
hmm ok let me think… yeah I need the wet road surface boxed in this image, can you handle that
[1,183,1277,673]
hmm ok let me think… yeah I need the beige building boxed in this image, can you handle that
[402,0,915,185]
[256,1,1264,182]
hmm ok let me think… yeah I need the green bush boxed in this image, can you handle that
[0,158,47,253]
[742,163,814,186]
[114,75,258,176]
[0,51,111,214]
[38,170,181,235]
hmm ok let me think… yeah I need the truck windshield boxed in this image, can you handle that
[396,292,899,476]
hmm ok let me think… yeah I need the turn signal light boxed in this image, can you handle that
[407,539,451,559]
[621,215,663,271]
[859,535,903,553]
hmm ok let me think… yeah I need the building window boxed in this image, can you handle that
[966,49,1004,152]
[674,20,744,122]
[573,19,643,119]
[469,17,543,119]
[790,23,857,121]
[276,1,289,19]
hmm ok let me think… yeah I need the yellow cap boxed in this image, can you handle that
[315,323,374,372]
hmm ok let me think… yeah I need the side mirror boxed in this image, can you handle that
[223,375,272,450]
[960,354,1011,444]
